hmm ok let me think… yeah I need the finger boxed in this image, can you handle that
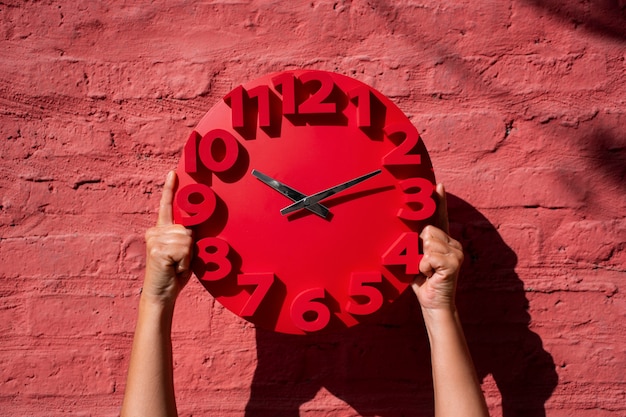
[421,225,463,252]
[434,183,450,234]
[418,253,436,278]
[174,232,194,282]
[421,233,464,270]
[420,251,461,278]
[157,171,176,226]
[421,224,450,244]
[423,236,458,255]
[176,253,192,276]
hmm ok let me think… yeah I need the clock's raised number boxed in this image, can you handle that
[175,183,216,226]
[348,85,387,130]
[237,273,275,317]
[349,86,374,128]
[290,288,331,332]
[383,123,422,166]
[345,272,384,316]
[224,85,272,129]
[196,237,232,281]
[382,232,421,275]
[184,129,240,173]
[397,178,437,221]
[196,241,276,317]
[272,72,337,115]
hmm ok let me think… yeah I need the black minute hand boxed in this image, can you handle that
[280,169,382,216]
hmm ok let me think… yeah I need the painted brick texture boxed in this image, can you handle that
[1,1,624,416]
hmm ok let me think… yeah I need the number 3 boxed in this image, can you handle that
[397,178,436,221]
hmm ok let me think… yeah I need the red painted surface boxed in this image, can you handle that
[0,1,624,416]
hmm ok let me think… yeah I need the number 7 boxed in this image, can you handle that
[237,273,275,317]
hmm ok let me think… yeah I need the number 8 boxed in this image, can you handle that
[196,237,232,282]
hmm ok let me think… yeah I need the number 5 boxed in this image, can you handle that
[345,272,384,316]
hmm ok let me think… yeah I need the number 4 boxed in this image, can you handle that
[381,232,422,275]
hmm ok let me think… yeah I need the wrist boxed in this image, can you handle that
[141,265,181,307]
[421,305,459,334]
[140,288,177,307]
[138,292,176,322]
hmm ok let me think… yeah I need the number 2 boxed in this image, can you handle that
[383,122,422,166]
[298,71,336,114]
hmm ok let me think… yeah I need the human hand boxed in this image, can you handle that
[142,171,194,305]
[411,183,464,313]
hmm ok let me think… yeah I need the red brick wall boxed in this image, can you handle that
[1,1,624,416]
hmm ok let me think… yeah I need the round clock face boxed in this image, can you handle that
[173,70,436,335]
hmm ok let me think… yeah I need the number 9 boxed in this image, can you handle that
[175,183,216,226]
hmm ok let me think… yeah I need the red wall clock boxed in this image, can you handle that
[173,70,436,335]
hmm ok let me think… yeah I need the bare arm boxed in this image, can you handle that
[121,171,193,417]
[412,184,489,417]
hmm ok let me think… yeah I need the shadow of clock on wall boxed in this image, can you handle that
[244,194,558,417]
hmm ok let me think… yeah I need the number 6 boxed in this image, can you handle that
[290,288,331,332]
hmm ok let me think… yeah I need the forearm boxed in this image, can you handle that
[422,307,489,417]
[121,295,178,417]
